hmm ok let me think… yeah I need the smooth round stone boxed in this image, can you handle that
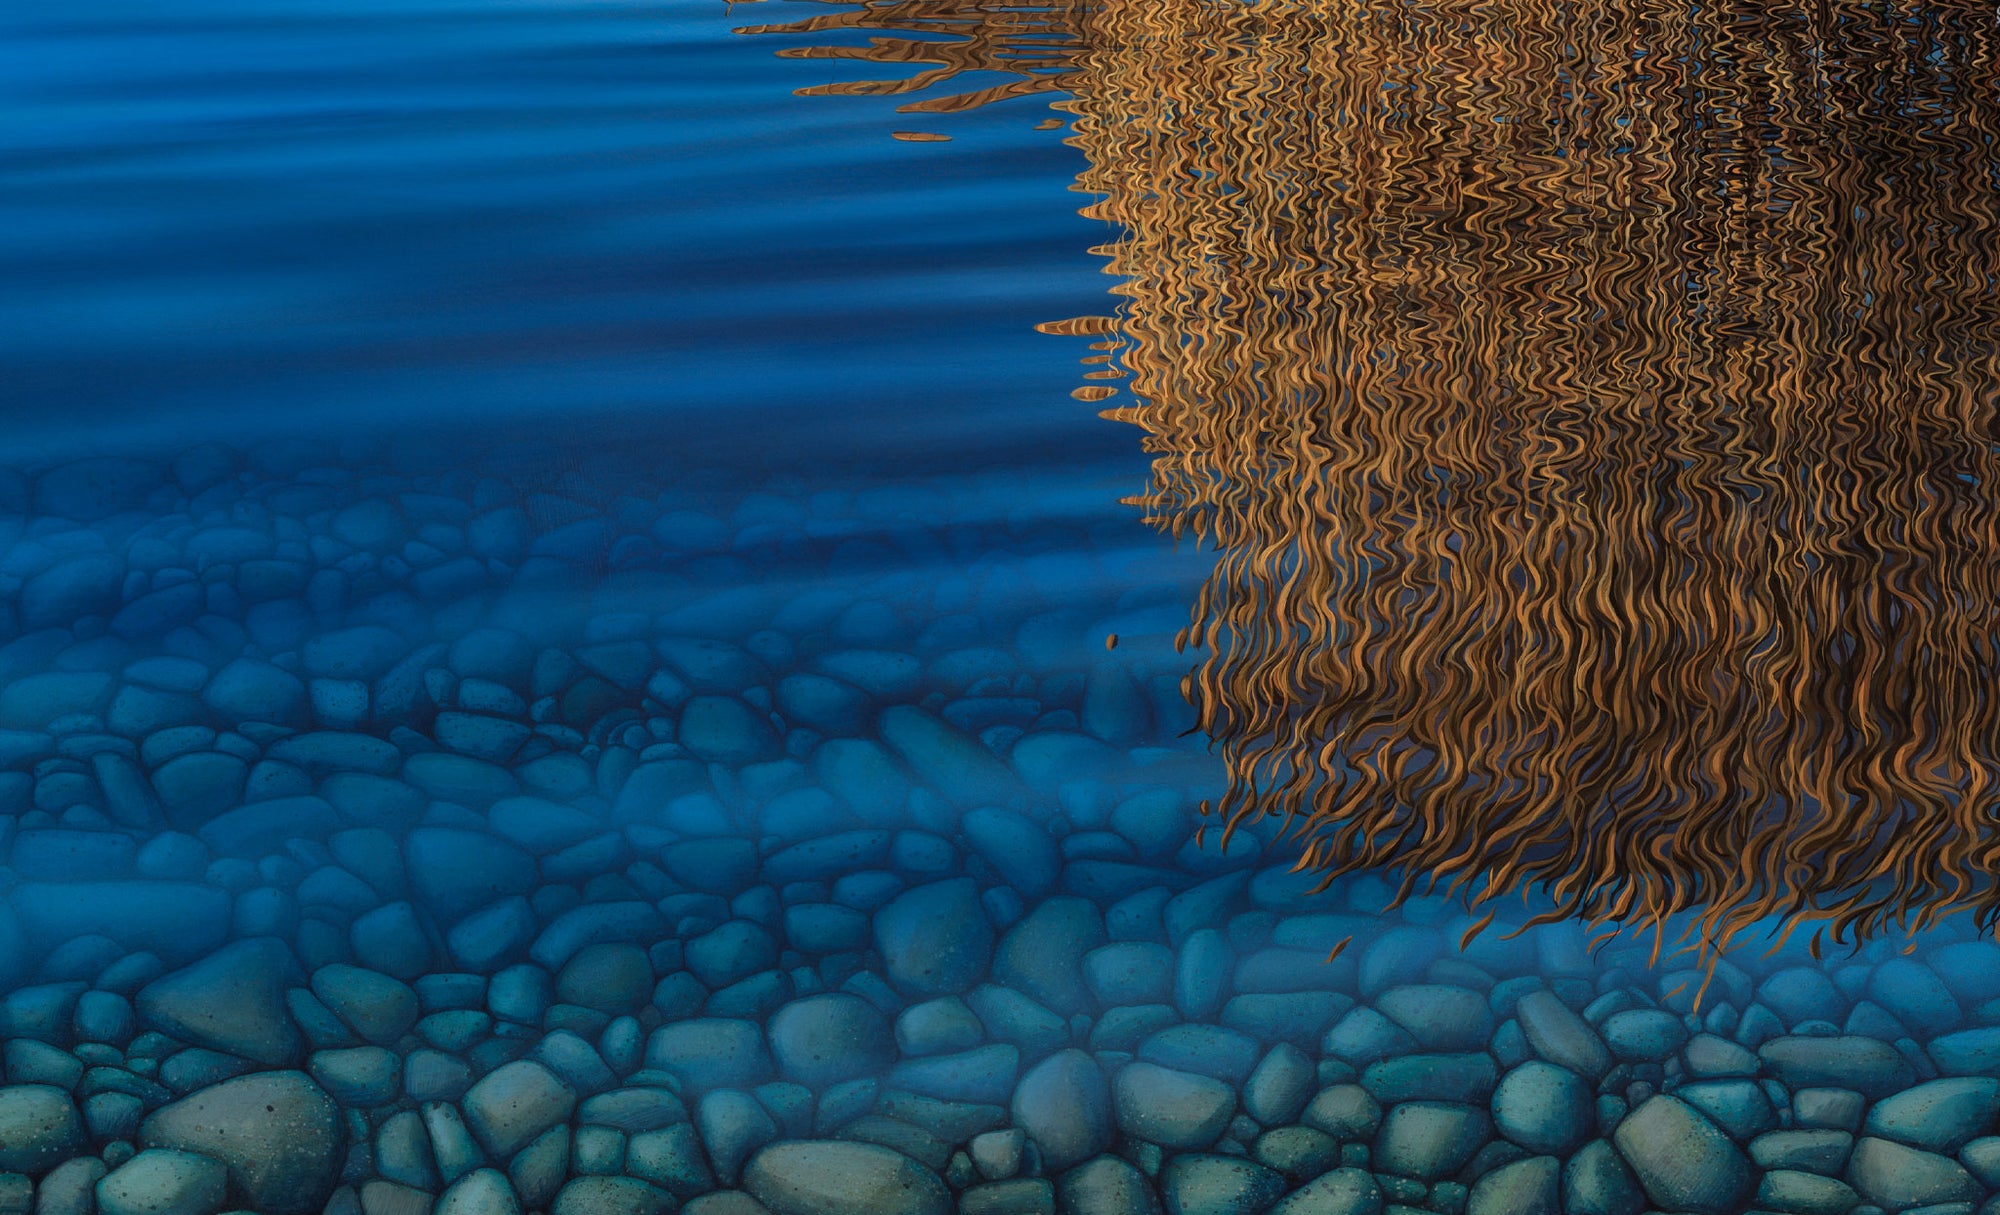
[1012,1050,1113,1172]
[301,626,407,681]
[21,555,124,631]
[1172,928,1231,1021]
[151,752,249,826]
[36,457,159,520]
[961,809,1059,899]
[552,1176,674,1215]
[1055,1155,1157,1215]
[488,963,553,1025]
[1302,1086,1383,1142]
[1113,1062,1235,1150]
[743,1141,950,1215]
[1758,1037,1916,1100]
[446,629,535,685]
[696,1090,779,1186]
[1748,1129,1857,1174]
[556,944,654,1014]
[678,697,778,764]
[1242,1044,1316,1126]
[1681,1033,1759,1078]
[433,713,531,764]
[308,1047,402,1107]
[684,922,779,990]
[1846,1136,1982,1211]
[1925,1027,2000,1080]
[1375,985,1495,1052]
[767,995,894,1088]
[1253,1126,1340,1181]
[878,706,1023,809]
[812,650,921,700]
[1360,1053,1496,1105]
[136,939,302,1067]
[0,1084,85,1174]
[807,740,905,826]
[1323,1008,1418,1069]
[1358,927,1445,998]
[1930,943,2000,1006]
[1601,1010,1687,1063]
[1757,969,1847,1027]
[1371,1102,1491,1182]
[436,1168,523,1215]
[1611,1095,1754,1215]
[6,1041,83,1091]
[577,1088,687,1136]
[351,902,436,979]
[644,1019,774,1092]
[968,1129,1026,1181]
[886,1043,1018,1106]
[36,1158,110,1215]
[331,498,407,550]
[1467,1155,1559,1215]
[311,965,420,1045]
[1492,1062,1594,1156]
[775,674,872,736]
[86,1091,144,1143]
[201,659,306,727]
[599,1016,646,1077]
[1137,1025,1262,1085]
[1513,993,1612,1082]
[403,753,519,806]
[1867,959,1962,1037]
[1269,1167,1383,1215]
[628,1123,718,1196]
[138,1071,344,1215]
[1160,1154,1285,1215]
[450,899,537,972]
[1563,1140,1645,1215]
[460,1061,577,1159]
[404,1050,474,1103]
[95,1149,227,1215]
[73,991,135,1044]
[1081,942,1175,1007]
[404,829,536,922]
[874,879,994,998]
[894,997,984,1059]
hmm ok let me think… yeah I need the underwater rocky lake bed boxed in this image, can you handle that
[7,0,2000,1213]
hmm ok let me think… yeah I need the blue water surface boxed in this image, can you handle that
[0,3,1984,1213]
[1,0,1121,470]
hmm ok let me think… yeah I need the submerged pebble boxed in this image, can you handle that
[0,443,1988,1215]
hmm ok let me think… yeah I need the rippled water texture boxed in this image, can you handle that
[0,0,1122,472]
[9,0,2000,1212]
[757,0,2000,958]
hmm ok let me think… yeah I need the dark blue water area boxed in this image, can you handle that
[0,2,1993,1213]
[0,0,1124,472]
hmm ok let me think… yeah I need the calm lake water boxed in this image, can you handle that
[1,0,1123,474]
[1,1,1994,1211]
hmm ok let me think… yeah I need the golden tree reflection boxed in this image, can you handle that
[745,0,2000,964]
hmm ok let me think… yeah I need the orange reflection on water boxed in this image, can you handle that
[746,0,2000,963]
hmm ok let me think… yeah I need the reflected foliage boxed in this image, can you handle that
[745,0,2000,965]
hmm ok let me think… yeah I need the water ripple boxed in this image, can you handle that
[752,0,2000,966]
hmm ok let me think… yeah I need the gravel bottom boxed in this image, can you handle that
[0,438,1995,1215]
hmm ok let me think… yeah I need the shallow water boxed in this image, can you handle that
[2,0,1998,1212]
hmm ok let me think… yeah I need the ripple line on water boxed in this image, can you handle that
[749,0,2000,968]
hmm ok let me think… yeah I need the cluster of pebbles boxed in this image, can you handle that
[0,438,1996,1215]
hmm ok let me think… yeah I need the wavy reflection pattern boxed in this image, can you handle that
[746,0,2000,964]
